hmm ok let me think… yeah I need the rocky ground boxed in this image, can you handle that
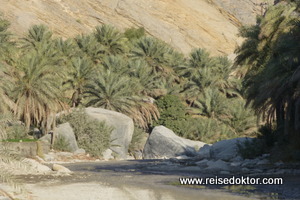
[1,156,300,200]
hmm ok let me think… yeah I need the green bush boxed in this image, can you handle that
[57,109,113,157]
[154,95,189,136]
[6,123,28,140]
[53,135,71,152]
[182,117,235,144]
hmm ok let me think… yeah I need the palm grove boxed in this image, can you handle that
[0,0,299,160]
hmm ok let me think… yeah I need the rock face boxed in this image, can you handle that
[40,123,79,153]
[0,0,255,56]
[85,107,134,160]
[143,126,206,159]
[213,0,274,25]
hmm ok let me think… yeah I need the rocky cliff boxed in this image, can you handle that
[0,0,270,55]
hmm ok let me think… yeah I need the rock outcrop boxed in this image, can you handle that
[0,0,257,56]
[197,137,255,161]
[143,126,206,159]
[213,0,274,25]
[85,107,134,160]
[40,122,79,153]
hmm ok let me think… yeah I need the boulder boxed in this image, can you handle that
[143,126,206,159]
[40,123,79,153]
[196,144,212,160]
[102,149,114,160]
[205,160,230,172]
[24,158,52,174]
[209,137,254,161]
[52,164,72,174]
[74,148,86,155]
[85,107,134,160]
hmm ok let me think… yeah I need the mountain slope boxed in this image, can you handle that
[0,0,266,55]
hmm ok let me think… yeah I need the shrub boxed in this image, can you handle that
[183,117,235,144]
[57,109,113,157]
[53,135,71,152]
[154,95,189,136]
[6,124,28,140]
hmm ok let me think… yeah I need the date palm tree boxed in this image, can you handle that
[75,34,105,64]
[22,24,53,51]
[84,69,159,128]
[64,57,96,107]
[93,24,129,56]
[235,1,300,135]
[11,52,67,132]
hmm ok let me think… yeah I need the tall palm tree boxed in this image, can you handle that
[11,52,67,132]
[64,57,96,107]
[235,1,300,135]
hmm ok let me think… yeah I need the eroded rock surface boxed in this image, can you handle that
[0,0,258,55]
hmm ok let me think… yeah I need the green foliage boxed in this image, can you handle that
[5,123,28,140]
[237,138,266,159]
[182,117,235,144]
[58,109,113,157]
[154,95,189,136]
[235,1,300,138]
[128,127,147,154]
[53,135,71,152]
[94,24,129,56]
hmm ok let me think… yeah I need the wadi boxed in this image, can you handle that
[0,0,299,199]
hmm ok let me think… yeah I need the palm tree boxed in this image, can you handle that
[130,37,177,79]
[22,24,53,51]
[54,38,81,60]
[128,59,163,97]
[0,17,15,61]
[93,24,129,56]
[84,69,159,128]
[64,57,96,107]
[0,62,14,113]
[100,55,128,73]
[177,48,216,81]
[10,52,67,132]
[75,34,105,64]
[235,1,300,136]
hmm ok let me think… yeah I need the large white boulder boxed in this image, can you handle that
[143,126,206,159]
[85,107,134,160]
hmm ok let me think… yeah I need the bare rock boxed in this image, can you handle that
[23,158,52,174]
[52,164,72,174]
[85,107,134,160]
[0,0,250,56]
[143,126,206,159]
[102,149,114,160]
